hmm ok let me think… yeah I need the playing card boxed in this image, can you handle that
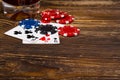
[20,28,39,42]
[22,32,60,44]
[5,22,63,44]
[4,25,38,42]
[4,26,24,40]
[22,23,61,44]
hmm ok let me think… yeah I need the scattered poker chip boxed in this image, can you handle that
[19,18,40,29]
[52,11,68,19]
[50,11,68,19]
[41,14,51,23]
[55,15,75,24]
[35,24,58,35]
[41,9,75,24]
[58,25,80,37]
[41,9,58,16]
[41,9,68,20]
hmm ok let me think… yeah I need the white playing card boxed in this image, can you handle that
[4,25,39,42]
[5,22,63,44]
[22,32,60,44]
[19,28,39,42]
[4,26,24,40]
[22,23,62,44]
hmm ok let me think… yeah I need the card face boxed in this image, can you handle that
[4,25,39,42]
[19,28,39,42]
[4,26,36,41]
[4,26,24,39]
[22,31,60,44]
[22,23,62,44]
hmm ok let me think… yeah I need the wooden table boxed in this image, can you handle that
[0,0,120,80]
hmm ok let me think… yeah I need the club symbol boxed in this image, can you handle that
[27,35,38,41]
[14,31,22,35]
[54,38,58,42]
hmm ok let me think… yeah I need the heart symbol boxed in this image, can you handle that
[39,36,46,41]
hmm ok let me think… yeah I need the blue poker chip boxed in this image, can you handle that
[19,18,40,29]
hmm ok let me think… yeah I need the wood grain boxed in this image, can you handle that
[0,0,120,80]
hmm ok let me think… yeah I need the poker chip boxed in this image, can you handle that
[53,11,68,19]
[41,9,59,16]
[41,9,75,24]
[19,18,40,29]
[41,9,68,20]
[41,14,51,23]
[58,25,80,37]
[35,24,58,35]
[55,15,75,24]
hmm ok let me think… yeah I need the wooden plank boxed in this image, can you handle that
[41,0,120,7]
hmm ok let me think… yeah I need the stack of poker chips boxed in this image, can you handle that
[40,9,75,24]
[40,9,80,37]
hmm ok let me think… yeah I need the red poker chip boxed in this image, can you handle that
[41,9,57,15]
[55,15,75,24]
[41,14,51,23]
[58,25,80,37]
[41,9,59,18]
[41,9,68,19]
[50,11,68,19]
